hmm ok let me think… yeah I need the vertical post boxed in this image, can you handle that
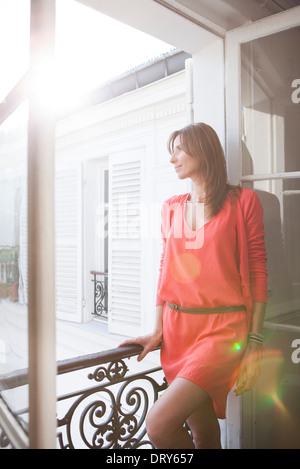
[28,0,56,449]
[185,58,194,125]
[185,57,194,194]
[93,272,97,316]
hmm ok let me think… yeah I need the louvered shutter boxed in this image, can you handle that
[108,149,144,337]
[55,162,83,323]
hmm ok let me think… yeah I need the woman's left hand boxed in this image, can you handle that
[234,342,263,396]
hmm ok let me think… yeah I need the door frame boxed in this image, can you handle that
[224,6,300,449]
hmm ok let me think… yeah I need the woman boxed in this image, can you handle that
[120,123,268,449]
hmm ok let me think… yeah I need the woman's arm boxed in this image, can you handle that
[118,305,164,362]
[241,189,268,304]
[248,301,266,336]
[235,190,268,395]
[235,301,266,395]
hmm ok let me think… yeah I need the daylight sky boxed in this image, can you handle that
[0,0,174,110]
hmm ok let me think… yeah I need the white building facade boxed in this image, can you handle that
[54,55,191,338]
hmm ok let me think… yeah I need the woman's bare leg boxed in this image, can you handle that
[146,377,218,449]
[187,400,221,449]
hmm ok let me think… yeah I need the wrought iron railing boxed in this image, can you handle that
[91,271,108,320]
[0,344,167,449]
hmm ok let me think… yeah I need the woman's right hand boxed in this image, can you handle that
[118,331,163,362]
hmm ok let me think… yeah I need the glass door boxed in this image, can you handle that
[226,8,300,449]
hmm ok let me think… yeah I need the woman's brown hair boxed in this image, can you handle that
[168,122,240,216]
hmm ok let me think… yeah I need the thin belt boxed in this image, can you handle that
[166,302,247,314]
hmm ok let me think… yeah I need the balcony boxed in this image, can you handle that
[0,344,167,449]
[91,271,108,321]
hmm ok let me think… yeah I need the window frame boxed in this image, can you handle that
[225,6,300,185]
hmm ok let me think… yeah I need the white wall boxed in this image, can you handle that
[192,38,226,148]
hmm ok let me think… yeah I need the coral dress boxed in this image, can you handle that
[156,188,268,419]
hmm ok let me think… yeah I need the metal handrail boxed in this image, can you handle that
[0,344,149,391]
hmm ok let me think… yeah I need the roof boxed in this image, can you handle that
[89,49,191,106]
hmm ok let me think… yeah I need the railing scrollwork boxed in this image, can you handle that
[1,344,167,449]
[91,271,108,320]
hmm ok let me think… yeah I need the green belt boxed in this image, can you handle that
[166,302,247,314]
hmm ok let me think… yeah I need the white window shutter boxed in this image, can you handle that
[55,162,83,323]
[108,149,144,337]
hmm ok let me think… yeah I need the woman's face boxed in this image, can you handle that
[170,135,201,181]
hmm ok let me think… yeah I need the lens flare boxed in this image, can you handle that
[233,342,242,351]
[255,349,289,414]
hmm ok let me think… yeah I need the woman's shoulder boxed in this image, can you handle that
[238,187,261,206]
[236,187,264,219]
[163,193,189,206]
